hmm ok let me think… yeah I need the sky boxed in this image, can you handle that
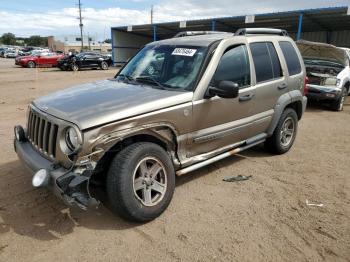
[0,0,348,40]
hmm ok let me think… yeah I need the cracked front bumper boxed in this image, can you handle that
[14,128,98,210]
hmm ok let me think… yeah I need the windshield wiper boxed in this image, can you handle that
[117,74,135,82]
[135,76,168,90]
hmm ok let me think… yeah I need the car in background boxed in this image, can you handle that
[57,52,112,71]
[3,49,17,58]
[0,47,6,56]
[0,47,11,57]
[297,40,350,111]
[15,52,65,68]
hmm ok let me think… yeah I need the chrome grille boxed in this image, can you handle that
[27,109,58,158]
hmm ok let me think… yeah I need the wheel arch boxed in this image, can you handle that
[91,126,180,179]
[267,92,304,136]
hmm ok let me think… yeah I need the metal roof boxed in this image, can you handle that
[111,6,350,40]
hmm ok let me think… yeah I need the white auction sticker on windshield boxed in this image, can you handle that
[172,48,197,57]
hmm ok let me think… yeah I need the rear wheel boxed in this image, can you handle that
[100,61,108,70]
[27,61,36,68]
[107,142,175,222]
[265,108,298,154]
[331,87,346,111]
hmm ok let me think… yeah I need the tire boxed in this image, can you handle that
[100,61,108,70]
[27,61,36,68]
[265,108,298,155]
[71,63,79,71]
[330,87,346,111]
[107,142,175,222]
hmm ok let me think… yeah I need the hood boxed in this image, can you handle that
[33,79,193,130]
[297,40,348,66]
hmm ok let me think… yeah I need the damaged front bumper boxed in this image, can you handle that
[306,84,342,101]
[14,126,99,210]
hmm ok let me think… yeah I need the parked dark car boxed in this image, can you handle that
[58,52,112,71]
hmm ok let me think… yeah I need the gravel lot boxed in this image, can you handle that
[0,57,349,262]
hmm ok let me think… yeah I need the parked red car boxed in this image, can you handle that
[15,52,65,68]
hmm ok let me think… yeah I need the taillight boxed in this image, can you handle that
[303,76,309,96]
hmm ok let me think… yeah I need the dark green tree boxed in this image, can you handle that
[25,35,48,47]
[1,33,16,45]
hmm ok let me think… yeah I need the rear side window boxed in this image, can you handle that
[279,41,302,76]
[250,42,282,83]
[213,45,250,89]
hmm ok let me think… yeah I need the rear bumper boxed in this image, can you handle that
[14,128,98,210]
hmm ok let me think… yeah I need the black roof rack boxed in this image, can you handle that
[173,31,229,38]
[235,28,288,36]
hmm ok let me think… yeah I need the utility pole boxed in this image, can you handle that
[151,5,154,24]
[78,0,84,50]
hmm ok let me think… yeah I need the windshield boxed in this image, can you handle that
[116,44,208,91]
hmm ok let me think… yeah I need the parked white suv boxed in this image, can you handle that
[297,40,350,111]
[339,47,350,95]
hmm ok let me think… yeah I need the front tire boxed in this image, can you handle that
[27,61,36,68]
[71,63,79,71]
[265,108,298,154]
[107,142,175,222]
[100,61,108,70]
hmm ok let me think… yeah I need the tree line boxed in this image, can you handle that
[0,33,48,47]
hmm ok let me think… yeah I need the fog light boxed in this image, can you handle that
[14,125,26,142]
[32,169,49,187]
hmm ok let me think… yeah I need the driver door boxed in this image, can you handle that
[189,44,256,157]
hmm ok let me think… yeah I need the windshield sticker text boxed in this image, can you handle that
[172,48,197,57]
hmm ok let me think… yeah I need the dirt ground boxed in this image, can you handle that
[0,57,349,262]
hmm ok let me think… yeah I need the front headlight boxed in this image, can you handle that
[336,78,341,87]
[60,126,83,155]
[66,127,80,151]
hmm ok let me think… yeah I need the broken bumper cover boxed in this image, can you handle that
[14,129,98,210]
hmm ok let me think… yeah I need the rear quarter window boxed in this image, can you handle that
[279,41,302,76]
[250,42,282,83]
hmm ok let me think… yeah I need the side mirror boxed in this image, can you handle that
[207,80,239,99]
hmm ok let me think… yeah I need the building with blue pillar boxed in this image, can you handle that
[111,6,350,65]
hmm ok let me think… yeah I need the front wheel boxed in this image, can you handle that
[27,61,36,68]
[71,63,79,71]
[107,142,175,222]
[265,108,298,155]
[100,61,108,70]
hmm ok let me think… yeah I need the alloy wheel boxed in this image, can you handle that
[280,116,295,147]
[132,157,167,207]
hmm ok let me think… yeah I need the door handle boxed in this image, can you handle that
[278,83,288,90]
[239,93,254,102]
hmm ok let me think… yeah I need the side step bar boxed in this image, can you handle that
[176,137,266,176]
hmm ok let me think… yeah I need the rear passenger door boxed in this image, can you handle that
[249,41,288,132]
[278,41,304,93]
